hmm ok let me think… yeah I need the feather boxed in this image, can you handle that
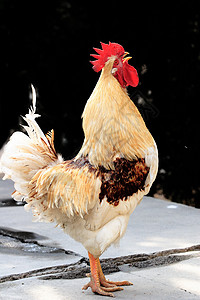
[30,84,37,114]
[0,85,63,206]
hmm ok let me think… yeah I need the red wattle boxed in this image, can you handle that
[114,69,126,88]
[123,61,139,87]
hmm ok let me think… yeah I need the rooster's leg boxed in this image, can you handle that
[82,252,123,297]
[97,257,133,287]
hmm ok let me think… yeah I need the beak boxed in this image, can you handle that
[123,51,129,57]
[123,52,132,62]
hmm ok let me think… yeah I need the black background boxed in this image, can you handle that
[0,1,200,207]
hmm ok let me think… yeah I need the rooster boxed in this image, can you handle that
[0,42,158,297]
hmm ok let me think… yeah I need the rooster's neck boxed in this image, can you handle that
[77,63,154,169]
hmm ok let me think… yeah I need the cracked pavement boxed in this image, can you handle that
[0,178,200,299]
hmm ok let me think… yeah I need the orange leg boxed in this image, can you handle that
[97,258,133,287]
[82,252,132,297]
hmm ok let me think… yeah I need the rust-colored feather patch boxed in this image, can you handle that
[99,157,149,206]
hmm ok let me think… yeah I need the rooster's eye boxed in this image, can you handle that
[113,59,119,67]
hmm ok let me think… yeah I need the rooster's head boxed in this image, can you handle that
[90,42,139,88]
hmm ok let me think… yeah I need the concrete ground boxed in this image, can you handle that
[0,178,200,299]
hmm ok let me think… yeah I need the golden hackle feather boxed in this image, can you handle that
[77,57,155,169]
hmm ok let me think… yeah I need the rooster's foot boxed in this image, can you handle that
[82,277,115,297]
[87,272,124,290]
[83,252,126,297]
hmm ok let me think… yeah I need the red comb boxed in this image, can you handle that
[90,42,125,72]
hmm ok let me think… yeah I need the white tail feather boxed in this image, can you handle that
[23,85,49,146]
[0,85,63,201]
[31,84,37,114]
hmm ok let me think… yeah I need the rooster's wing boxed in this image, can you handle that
[28,158,101,219]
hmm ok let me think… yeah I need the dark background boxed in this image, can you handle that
[0,1,199,207]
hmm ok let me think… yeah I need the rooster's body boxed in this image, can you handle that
[0,42,158,297]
